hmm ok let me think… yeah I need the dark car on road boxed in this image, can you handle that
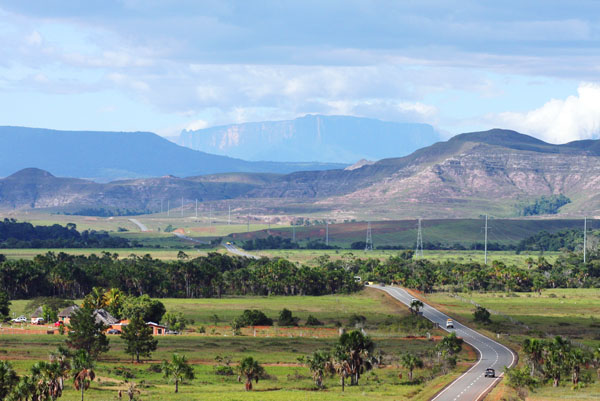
[485,368,495,378]
[107,329,121,334]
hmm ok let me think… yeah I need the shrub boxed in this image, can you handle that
[305,315,323,326]
[348,314,367,327]
[278,308,299,326]
[233,310,273,328]
[473,306,491,324]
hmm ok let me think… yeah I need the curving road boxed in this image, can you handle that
[128,218,148,232]
[371,285,515,401]
[223,242,259,259]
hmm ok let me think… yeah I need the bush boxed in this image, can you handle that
[278,308,299,326]
[348,314,367,327]
[305,315,323,326]
[233,310,273,328]
[473,306,491,324]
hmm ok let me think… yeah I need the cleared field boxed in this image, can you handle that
[226,218,592,248]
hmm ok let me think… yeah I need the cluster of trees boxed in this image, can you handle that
[302,331,463,391]
[355,251,600,292]
[0,252,362,300]
[0,219,130,249]
[515,229,588,253]
[507,337,599,395]
[521,194,571,216]
[242,236,340,250]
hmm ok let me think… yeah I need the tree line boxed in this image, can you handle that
[0,219,130,249]
[0,251,362,300]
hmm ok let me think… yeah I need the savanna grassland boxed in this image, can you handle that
[2,289,476,401]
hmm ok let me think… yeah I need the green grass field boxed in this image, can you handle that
[2,289,476,400]
[421,288,600,400]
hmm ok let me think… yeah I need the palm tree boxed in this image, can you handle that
[331,351,351,392]
[237,357,265,391]
[568,347,591,385]
[161,354,195,393]
[126,382,141,400]
[410,299,424,314]
[6,375,36,401]
[522,338,545,377]
[304,350,333,389]
[336,330,375,387]
[30,361,64,401]
[83,287,107,310]
[401,353,424,381]
[0,361,19,399]
[71,350,95,401]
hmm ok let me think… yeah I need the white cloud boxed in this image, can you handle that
[185,119,209,131]
[490,82,600,143]
[25,30,42,46]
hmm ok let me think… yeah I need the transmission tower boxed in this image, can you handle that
[292,225,296,242]
[584,216,587,263]
[365,221,373,251]
[228,204,231,225]
[181,197,184,217]
[415,218,424,258]
[325,221,329,246]
[484,214,488,265]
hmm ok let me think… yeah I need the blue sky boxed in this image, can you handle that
[0,0,599,143]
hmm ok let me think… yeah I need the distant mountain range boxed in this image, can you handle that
[177,114,440,163]
[0,126,344,182]
[3,128,600,218]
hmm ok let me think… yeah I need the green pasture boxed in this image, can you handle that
[423,288,600,344]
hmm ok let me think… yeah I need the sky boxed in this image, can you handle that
[0,0,599,143]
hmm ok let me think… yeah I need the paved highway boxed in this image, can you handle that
[371,285,515,401]
[223,243,259,259]
[128,218,148,232]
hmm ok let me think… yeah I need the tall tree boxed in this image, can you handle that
[71,350,95,401]
[66,307,110,359]
[334,330,374,387]
[161,354,195,393]
[121,314,158,363]
[0,290,10,321]
[30,361,64,401]
[522,338,546,377]
[237,357,265,391]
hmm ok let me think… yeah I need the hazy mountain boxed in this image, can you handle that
[177,115,440,163]
[0,126,344,182]
[5,129,600,218]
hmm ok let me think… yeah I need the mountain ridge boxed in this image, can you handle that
[3,129,600,218]
[177,114,441,163]
[0,126,344,182]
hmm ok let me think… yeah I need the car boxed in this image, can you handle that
[226,242,231,245]
[485,368,495,378]
[446,319,454,329]
[12,316,27,323]
[31,317,45,325]
[107,329,121,334]
[166,330,179,335]
[54,321,64,327]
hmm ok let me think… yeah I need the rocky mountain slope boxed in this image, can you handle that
[3,129,600,218]
[0,126,343,182]
[177,114,440,163]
